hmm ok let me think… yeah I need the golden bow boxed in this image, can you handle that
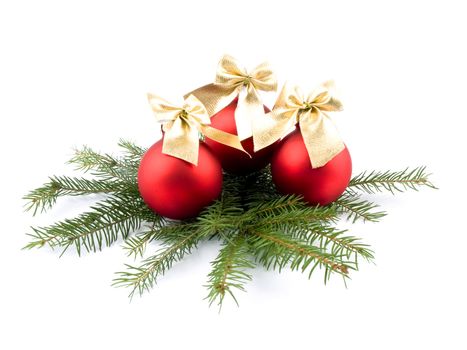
[186,54,277,142]
[147,94,247,165]
[254,81,344,168]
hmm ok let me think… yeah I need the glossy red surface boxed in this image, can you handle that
[137,140,223,220]
[271,129,352,206]
[204,99,277,175]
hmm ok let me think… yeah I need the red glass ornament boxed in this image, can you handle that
[271,128,352,206]
[204,99,277,175]
[137,140,223,220]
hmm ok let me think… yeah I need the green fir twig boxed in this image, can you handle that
[113,224,206,298]
[249,230,352,281]
[348,166,436,194]
[334,192,386,223]
[205,234,254,308]
[24,141,435,309]
[23,175,126,215]
[24,194,148,256]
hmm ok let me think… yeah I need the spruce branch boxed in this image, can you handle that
[118,139,146,158]
[244,196,363,264]
[117,139,147,164]
[113,224,207,298]
[23,175,126,215]
[334,192,386,223]
[68,145,118,172]
[122,220,166,259]
[196,191,244,239]
[24,194,146,255]
[294,225,374,266]
[24,140,435,308]
[348,166,436,194]
[68,146,137,182]
[267,216,374,266]
[247,195,335,219]
[249,230,352,282]
[205,234,254,308]
[247,196,338,227]
[241,166,279,203]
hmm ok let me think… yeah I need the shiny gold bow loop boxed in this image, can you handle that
[147,94,248,165]
[255,81,344,168]
[186,54,277,142]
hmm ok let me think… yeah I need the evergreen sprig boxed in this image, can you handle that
[348,166,436,194]
[23,175,126,215]
[24,194,149,256]
[205,235,254,308]
[249,230,352,281]
[334,193,386,223]
[24,140,435,309]
[113,223,207,298]
[123,222,165,259]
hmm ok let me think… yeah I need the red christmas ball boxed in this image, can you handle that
[204,99,278,175]
[137,140,223,220]
[271,128,352,206]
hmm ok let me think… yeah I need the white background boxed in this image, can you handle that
[1,1,466,349]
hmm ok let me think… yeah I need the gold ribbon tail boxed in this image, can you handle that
[252,83,302,151]
[162,117,201,165]
[253,107,298,152]
[299,109,345,168]
[201,125,251,157]
[235,84,265,141]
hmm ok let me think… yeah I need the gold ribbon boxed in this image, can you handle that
[147,93,248,165]
[185,54,277,141]
[254,81,344,168]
